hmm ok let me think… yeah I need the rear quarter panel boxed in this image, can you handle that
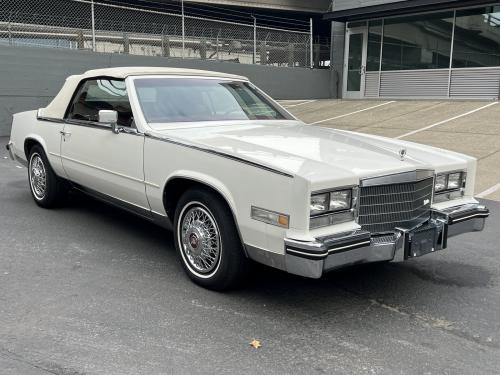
[10,110,65,176]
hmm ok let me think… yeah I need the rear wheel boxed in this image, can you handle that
[28,145,67,208]
[174,188,250,290]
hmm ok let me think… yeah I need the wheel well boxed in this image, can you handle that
[163,178,232,219]
[163,177,248,257]
[24,138,41,159]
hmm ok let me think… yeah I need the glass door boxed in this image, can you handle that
[343,27,368,99]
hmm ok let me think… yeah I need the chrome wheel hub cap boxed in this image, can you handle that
[180,206,221,274]
[29,154,47,200]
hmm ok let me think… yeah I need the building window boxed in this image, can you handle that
[381,12,454,70]
[367,20,382,71]
[453,6,500,68]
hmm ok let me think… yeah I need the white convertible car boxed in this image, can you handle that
[7,67,489,290]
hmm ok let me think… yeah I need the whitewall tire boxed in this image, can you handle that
[173,187,250,290]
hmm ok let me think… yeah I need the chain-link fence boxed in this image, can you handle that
[0,0,318,68]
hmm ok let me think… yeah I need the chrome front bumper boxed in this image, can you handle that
[284,203,489,279]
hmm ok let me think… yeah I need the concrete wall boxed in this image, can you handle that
[0,46,334,136]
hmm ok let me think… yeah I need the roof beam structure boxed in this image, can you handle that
[324,0,496,21]
[170,0,331,13]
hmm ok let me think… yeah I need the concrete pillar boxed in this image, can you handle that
[259,41,267,65]
[287,43,294,67]
[162,36,170,57]
[331,21,346,98]
[199,38,207,60]
[314,43,321,69]
[76,30,84,49]
[123,33,129,54]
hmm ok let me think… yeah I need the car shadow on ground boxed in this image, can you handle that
[64,189,495,304]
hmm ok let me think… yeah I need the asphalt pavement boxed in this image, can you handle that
[1,137,500,375]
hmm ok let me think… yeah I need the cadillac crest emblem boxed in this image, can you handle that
[399,148,407,161]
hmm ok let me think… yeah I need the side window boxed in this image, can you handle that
[67,79,133,127]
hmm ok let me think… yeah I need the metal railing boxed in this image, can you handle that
[0,0,320,68]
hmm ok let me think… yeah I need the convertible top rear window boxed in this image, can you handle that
[133,78,291,125]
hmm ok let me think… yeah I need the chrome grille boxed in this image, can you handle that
[357,176,434,233]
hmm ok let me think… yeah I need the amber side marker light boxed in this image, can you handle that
[251,206,290,229]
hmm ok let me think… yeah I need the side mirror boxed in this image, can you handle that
[37,108,47,118]
[98,110,120,134]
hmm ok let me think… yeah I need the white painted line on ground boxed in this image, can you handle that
[279,100,305,105]
[310,101,396,125]
[284,100,317,108]
[476,183,500,198]
[396,102,499,139]
[16,165,22,169]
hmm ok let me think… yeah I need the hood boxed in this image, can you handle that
[150,120,472,187]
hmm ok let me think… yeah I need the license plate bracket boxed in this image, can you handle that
[408,226,437,258]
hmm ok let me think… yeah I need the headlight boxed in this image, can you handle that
[434,171,465,194]
[310,189,352,216]
[434,174,447,192]
[330,190,352,211]
[310,193,330,215]
[447,172,462,190]
[309,188,355,229]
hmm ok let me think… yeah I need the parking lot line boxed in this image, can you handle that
[278,100,310,105]
[309,101,396,125]
[283,100,317,108]
[396,102,499,139]
[477,183,500,198]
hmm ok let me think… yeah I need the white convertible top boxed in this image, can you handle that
[81,66,247,80]
[39,67,248,119]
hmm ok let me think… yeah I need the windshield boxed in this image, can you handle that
[133,77,292,125]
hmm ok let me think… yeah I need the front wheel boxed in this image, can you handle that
[174,188,250,290]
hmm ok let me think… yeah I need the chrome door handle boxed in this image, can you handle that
[60,130,71,140]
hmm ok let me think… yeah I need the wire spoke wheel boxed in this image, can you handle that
[29,153,47,200]
[180,204,221,275]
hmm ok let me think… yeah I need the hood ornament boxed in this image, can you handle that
[398,148,407,161]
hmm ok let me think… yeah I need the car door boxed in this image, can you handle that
[60,78,150,216]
